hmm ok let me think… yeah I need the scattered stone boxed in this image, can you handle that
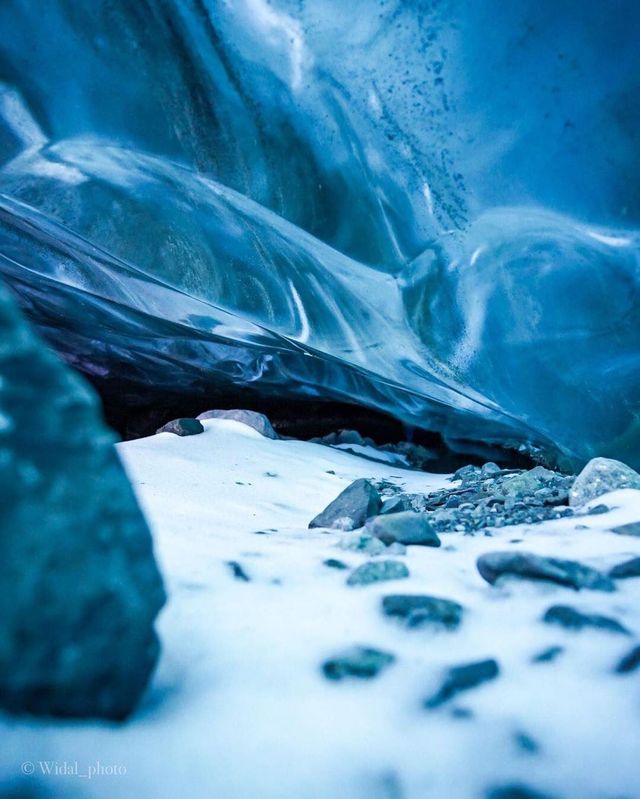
[309,479,381,531]
[477,551,615,592]
[531,645,564,664]
[542,605,630,635]
[337,530,387,556]
[569,457,640,507]
[515,731,540,754]
[347,560,410,587]
[322,646,395,680]
[450,707,474,719]
[196,408,278,439]
[0,281,165,720]
[156,417,204,436]
[226,561,250,582]
[486,785,556,799]
[382,595,463,630]
[367,512,441,547]
[323,558,348,570]
[386,542,407,556]
[611,521,640,537]
[609,557,640,579]
[424,658,499,708]
[588,503,610,515]
[615,645,640,674]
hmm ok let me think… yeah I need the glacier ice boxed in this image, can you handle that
[0,0,638,468]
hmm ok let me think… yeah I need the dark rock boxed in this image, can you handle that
[477,551,615,592]
[486,785,557,799]
[382,594,463,630]
[346,560,410,587]
[367,512,441,547]
[322,646,395,680]
[324,558,348,570]
[569,457,640,507]
[156,417,204,436]
[615,645,640,674]
[196,408,278,439]
[379,495,413,515]
[424,658,499,708]
[611,521,640,537]
[588,503,610,515]
[514,731,540,754]
[0,282,165,720]
[609,556,640,579]
[531,645,564,664]
[226,561,250,582]
[543,605,631,635]
[309,479,382,531]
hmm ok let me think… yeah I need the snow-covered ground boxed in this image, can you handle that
[2,419,640,799]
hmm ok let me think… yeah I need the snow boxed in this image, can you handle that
[2,419,640,798]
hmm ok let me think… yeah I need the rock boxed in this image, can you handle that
[542,605,630,635]
[337,530,386,556]
[609,556,640,579]
[366,512,441,547]
[486,785,557,799]
[424,658,499,709]
[569,457,640,507]
[156,417,204,436]
[346,560,410,587]
[379,495,413,515]
[531,645,564,664]
[322,645,395,680]
[477,551,615,592]
[611,521,640,537]
[615,645,640,674]
[309,478,381,530]
[0,281,165,720]
[226,561,250,582]
[323,558,348,570]
[382,594,463,630]
[196,408,278,439]
[498,466,571,505]
[514,731,540,754]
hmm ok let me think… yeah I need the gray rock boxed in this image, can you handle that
[323,558,348,570]
[379,495,413,515]
[424,658,499,708]
[382,594,463,630]
[196,408,278,439]
[615,644,640,674]
[486,785,557,799]
[609,556,640,579]
[156,417,204,436]
[569,457,640,507]
[322,645,395,680]
[337,530,387,556]
[367,512,441,547]
[309,478,381,530]
[346,560,410,587]
[477,551,615,592]
[611,521,640,537]
[226,561,250,582]
[0,282,165,720]
[531,645,564,664]
[542,605,630,635]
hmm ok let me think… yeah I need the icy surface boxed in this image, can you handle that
[0,2,639,467]
[2,421,640,797]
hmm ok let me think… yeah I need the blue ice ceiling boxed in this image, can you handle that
[0,0,638,468]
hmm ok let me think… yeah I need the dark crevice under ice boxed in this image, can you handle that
[0,0,639,468]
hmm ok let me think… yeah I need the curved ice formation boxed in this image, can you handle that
[0,1,638,468]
